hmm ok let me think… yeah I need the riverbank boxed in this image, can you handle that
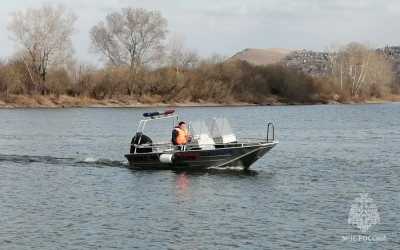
[0,94,399,108]
[0,95,255,108]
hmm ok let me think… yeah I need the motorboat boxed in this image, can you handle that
[125,110,278,170]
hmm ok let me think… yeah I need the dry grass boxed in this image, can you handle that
[1,54,400,108]
[0,94,252,108]
[387,94,400,102]
[1,93,399,108]
[0,95,105,108]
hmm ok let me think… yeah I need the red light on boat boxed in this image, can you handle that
[164,110,175,115]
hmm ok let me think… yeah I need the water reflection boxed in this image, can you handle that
[176,172,190,192]
[173,169,261,201]
[173,168,260,176]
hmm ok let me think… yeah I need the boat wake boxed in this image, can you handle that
[0,154,128,168]
[76,157,128,167]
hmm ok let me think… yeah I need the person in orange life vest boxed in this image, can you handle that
[172,121,191,145]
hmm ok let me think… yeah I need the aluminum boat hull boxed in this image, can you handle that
[125,142,277,170]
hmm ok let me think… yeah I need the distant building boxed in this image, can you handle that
[231,46,400,80]
[284,46,400,79]
[284,50,330,77]
[378,46,400,81]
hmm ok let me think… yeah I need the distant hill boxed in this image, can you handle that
[230,46,400,79]
[229,48,295,65]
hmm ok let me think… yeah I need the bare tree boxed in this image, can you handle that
[343,43,372,96]
[8,5,76,93]
[327,43,394,97]
[202,54,228,65]
[90,8,168,71]
[325,44,343,90]
[362,51,393,97]
[166,34,199,73]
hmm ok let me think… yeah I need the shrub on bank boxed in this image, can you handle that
[0,56,398,106]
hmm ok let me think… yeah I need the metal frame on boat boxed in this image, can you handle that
[125,110,278,170]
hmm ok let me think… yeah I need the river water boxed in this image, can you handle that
[0,104,399,249]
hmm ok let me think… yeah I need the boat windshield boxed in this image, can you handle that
[139,115,237,147]
[207,117,236,143]
[189,120,215,149]
[190,117,237,146]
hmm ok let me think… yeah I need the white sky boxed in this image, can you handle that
[1,0,400,65]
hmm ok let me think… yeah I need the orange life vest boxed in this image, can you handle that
[175,127,189,145]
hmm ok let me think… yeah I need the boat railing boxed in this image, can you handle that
[135,142,175,153]
[267,122,275,143]
[132,137,277,154]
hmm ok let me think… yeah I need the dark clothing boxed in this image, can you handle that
[171,127,179,145]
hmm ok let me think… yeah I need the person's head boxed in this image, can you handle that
[178,121,186,129]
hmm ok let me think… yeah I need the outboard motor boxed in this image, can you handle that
[130,132,153,153]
